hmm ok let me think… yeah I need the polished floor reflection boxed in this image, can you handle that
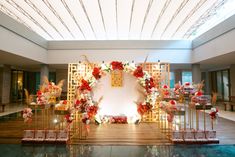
[0,144,235,157]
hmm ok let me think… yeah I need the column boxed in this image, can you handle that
[174,69,182,84]
[192,64,201,83]
[40,64,49,84]
[0,65,11,104]
[56,69,68,92]
[204,71,210,94]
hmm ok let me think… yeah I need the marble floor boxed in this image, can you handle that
[0,144,235,157]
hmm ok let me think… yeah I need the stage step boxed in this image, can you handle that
[71,138,171,145]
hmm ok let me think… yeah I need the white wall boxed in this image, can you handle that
[47,40,192,64]
[0,26,47,63]
[47,49,192,64]
[93,73,144,117]
[192,28,235,63]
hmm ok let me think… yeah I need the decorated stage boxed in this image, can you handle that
[21,59,219,145]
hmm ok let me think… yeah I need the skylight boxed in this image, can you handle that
[0,0,234,40]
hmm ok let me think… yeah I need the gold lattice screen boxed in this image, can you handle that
[140,62,170,122]
[140,62,170,88]
[67,62,170,108]
[67,63,96,105]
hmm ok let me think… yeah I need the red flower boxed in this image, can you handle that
[162,85,169,89]
[87,105,98,118]
[62,100,67,105]
[195,91,203,96]
[209,108,218,120]
[82,117,90,124]
[65,114,73,123]
[133,66,144,78]
[37,90,42,97]
[164,91,170,96]
[79,79,92,91]
[111,61,124,70]
[112,116,127,123]
[92,67,101,79]
[74,99,81,108]
[74,99,87,112]
[185,82,190,86]
[137,103,152,115]
[169,100,176,105]
[145,78,155,93]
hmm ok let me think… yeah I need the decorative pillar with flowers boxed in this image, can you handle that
[209,107,219,130]
[27,77,65,130]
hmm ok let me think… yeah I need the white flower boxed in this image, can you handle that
[101,63,110,71]
[23,114,27,118]
[211,107,217,112]
[55,103,61,108]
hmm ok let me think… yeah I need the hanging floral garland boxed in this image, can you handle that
[74,61,159,124]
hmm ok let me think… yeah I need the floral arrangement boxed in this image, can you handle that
[173,82,195,96]
[133,66,144,78]
[36,90,47,105]
[22,108,33,123]
[55,100,68,110]
[183,82,194,95]
[161,84,171,98]
[74,61,159,124]
[110,116,127,124]
[159,100,177,113]
[137,102,152,116]
[174,82,183,95]
[159,100,177,122]
[190,80,209,106]
[209,107,219,120]
[111,61,124,70]
[36,77,64,105]
[65,112,74,124]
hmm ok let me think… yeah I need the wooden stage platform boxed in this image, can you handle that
[1,109,235,145]
[72,123,170,145]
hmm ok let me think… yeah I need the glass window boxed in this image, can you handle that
[49,72,56,83]
[170,72,175,88]
[182,71,192,84]
[35,72,40,92]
